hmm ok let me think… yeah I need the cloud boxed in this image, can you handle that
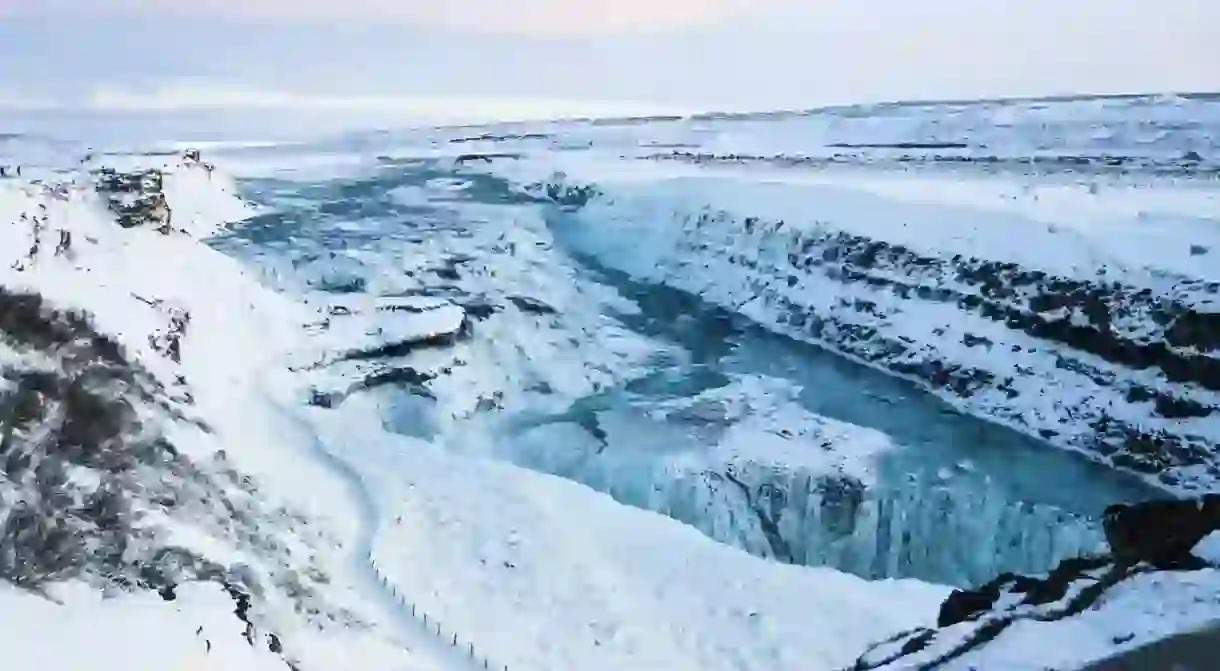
[80,81,689,122]
[1,0,1216,112]
[0,0,756,35]
[0,89,59,111]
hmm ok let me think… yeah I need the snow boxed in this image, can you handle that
[652,373,890,485]
[0,581,287,671]
[502,154,1220,293]
[1194,532,1220,565]
[947,570,1220,670]
[0,158,465,671]
[5,94,1217,671]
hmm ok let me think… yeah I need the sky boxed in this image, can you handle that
[1,0,1218,121]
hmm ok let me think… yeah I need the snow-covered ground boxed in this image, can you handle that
[3,92,1220,671]
[0,133,947,669]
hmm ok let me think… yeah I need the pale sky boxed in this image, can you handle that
[1,0,1217,118]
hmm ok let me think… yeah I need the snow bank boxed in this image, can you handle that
[0,582,286,671]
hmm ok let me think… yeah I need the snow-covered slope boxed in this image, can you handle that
[0,155,467,670]
[850,496,1220,671]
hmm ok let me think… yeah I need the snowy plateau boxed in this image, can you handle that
[0,92,1219,671]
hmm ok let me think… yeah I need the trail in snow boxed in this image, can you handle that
[270,395,495,671]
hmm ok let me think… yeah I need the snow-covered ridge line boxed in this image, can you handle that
[519,167,1220,493]
[639,150,1220,177]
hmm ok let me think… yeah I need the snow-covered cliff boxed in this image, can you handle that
[0,154,442,670]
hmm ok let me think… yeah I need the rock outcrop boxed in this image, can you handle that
[94,167,174,233]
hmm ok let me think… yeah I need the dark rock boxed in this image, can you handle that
[460,300,500,320]
[1153,393,1213,419]
[434,266,461,281]
[308,390,335,408]
[849,496,1220,669]
[507,295,557,315]
[1102,496,1220,567]
[337,324,467,362]
[938,584,1002,627]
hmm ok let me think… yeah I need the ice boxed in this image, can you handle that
[455,370,1109,587]
[497,412,1107,587]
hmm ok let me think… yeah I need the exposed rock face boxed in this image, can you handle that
[845,495,1220,670]
[0,287,243,592]
[94,167,174,233]
[146,299,191,364]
